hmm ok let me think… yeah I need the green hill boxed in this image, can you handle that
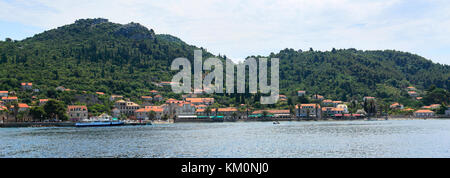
[0,18,449,106]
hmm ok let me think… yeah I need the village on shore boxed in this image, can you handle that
[1,82,450,126]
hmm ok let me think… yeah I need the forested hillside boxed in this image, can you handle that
[0,18,449,106]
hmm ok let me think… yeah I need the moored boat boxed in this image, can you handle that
[75,121,124,127]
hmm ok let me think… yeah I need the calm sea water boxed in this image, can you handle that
[1,120,450,158]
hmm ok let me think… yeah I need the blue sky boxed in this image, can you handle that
[0,0,449,65]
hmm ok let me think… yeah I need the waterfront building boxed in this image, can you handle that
[114,100,140,115]
[295,104,321,118]
[67,105,88,121]
[445,109,450,117]
[336,104,349,113]
[414,110,435,118]
[135,106,165,120]
[252,110,291,118]
[0,91,8,97]
[332,101,343,107]
[322,99,333,106]
[297,90,306,96]
[422,104,441,110]
[279,95,288,102]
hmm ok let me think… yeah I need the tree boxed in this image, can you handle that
[43,100,67,121]
[148,111,156,120]
[437,104,448,115]
[262,110,269,120]
[30,106,46,122]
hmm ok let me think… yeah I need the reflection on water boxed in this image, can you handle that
[1,120,449,158]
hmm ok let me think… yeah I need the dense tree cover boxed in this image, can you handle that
[0,18,449,112]
[268,48,449,102]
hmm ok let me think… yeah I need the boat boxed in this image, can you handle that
[273,120,280,124]
[75,121,124,127]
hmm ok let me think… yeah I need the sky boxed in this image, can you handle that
[0,0,449,65]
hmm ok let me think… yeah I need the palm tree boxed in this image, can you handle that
[262,110,269,120]
[148,111,156,120]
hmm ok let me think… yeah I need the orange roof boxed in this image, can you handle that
[21,83,32,86]
[0,106,6,110]
[296,104,320,109]
[323,99,332,103]
[408,91,417,93]
[136,106,164,112]
[0,91,8,94]
[39,99,49,102]
[196,109,206,113]
[416,97,423,100]
[252,110,290,114]
[68,105,87,110]
[297,90,306,92]
[2,96,18,100]
[186,98,214,103]
[196,104,207,108]
[141,96,153,99]
[96,92,105,95]
[407,86,416,89]
[218,107,238,112]
[332,101,342,103]
[414,110,434,113]
[154,95,162,98]
[18,103,29,108]
[403,108,414,111]
[149,90,158,93]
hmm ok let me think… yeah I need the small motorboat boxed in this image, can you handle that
[273,121,280,124]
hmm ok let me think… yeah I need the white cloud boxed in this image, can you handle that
[0,0,449,64]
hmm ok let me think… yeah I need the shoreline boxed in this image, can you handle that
[1,117,449,128]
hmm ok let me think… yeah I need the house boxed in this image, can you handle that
[67,105,88,121]
[252,110,291,118]
[416,97,423,100]
[295,104,321,118]
[332,101,343,107]
[55,86,65,91]
[2,96,18,104]
[312,94,324,101]
[39,99,49,106]
[175,103,197,117]
[445,109,450,117]
[363,96,376,101]
[414,110,435,118]
[185,98,214,105]
[149,90,159,95]
[279,95,287,101]
[135,106,165,120]
[109,95,123,102]
[406,86,416,91]
[336,104,349,113]
[141,96,153,102]
[195,104,207,110]
[114,100,140,115]
[16,103,30,112]
[422,104,441,110]
[322,99,333,106]
[95,92,105,95]
[153,95,163,102]
[160,81,179,86]
[0,91,8,97]
[408,91,419,97]
[390,102,404,109]
[322,107,344,116]
[297,90,306,96]
[21,83,32,90]
[112,108,121,118]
